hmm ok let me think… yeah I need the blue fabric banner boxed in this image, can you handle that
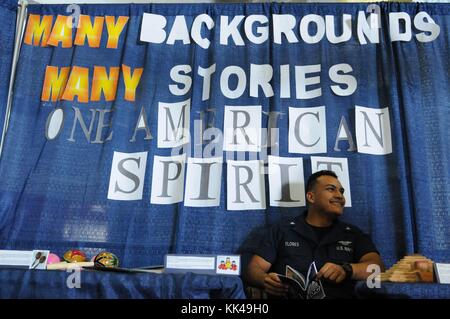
[0,3,448,268]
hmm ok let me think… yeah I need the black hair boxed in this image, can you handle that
[306,170,338,192]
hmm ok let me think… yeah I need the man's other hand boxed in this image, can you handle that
[264,273,289,296]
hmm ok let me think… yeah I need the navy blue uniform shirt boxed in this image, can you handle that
[254,212,379,299]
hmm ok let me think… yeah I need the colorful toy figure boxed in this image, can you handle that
[218,260,226,270]
[231,261,237,271]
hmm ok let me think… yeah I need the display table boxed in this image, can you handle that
[355,281,450,299]
[0,268,246,299]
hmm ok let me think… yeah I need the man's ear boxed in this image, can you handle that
[306,191,315,204]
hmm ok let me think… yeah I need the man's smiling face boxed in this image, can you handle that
[307,175,346,216]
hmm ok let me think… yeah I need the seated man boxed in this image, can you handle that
[243,170,384,299]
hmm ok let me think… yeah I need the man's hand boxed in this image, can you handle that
[317,262,347,284]
[263,273,289,296]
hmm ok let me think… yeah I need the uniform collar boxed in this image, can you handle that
[290,211,350,246]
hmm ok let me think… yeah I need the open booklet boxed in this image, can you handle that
[276,262,326,299]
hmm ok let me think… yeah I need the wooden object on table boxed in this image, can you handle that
[380,254,434,283]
